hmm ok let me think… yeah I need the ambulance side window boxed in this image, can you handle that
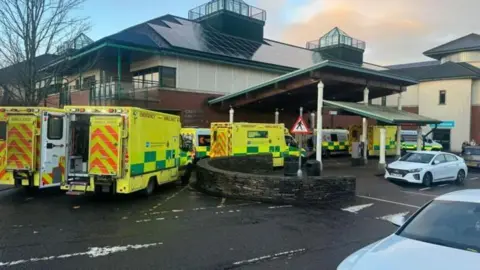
[0,122,6,140]
[248,131,268,138]
[330,134,338,142]
[47,116,64,140]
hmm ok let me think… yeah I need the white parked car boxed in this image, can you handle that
[337,189,480,270]
[385,151,468,186]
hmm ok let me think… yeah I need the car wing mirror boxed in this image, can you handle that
[432,160,440,165]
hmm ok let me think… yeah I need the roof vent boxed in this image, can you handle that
[188,0,266,42]
[306,27,365,64]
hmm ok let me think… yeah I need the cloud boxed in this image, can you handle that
[279,0,480,65]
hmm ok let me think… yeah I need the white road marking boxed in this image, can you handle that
[0,242,162,267]
[341,203,373,213]
[171,209,184,213]
[156,218,165,221]
[377,212,410,223]
[148,186,189,212]
[268,205,293,209]
[135,219,152,223]
[469,177,479,180]
[400,190,437,197]
[356,195,421,209]
[231,248,306,267]
[419,187,431,191]
[217,197,226,208]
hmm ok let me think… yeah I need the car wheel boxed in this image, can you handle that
[422,172,433,187]
[455,170,466,185]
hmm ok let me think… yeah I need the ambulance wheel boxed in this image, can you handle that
[325,150,331,159]
[181,164,193,185]
[143,178,156,197]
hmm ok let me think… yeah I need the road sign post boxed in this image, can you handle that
[290,107,311,178]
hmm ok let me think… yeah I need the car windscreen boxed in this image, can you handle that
[465,148,480,155]
[399,152,435,163]
[285,136,298,148]
[398,200,480,252]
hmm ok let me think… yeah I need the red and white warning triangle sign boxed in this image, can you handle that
[290,116,311,134]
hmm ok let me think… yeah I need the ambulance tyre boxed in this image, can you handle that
[142,177,156,197]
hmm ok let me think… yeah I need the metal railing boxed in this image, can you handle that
[306,36,366,50]
[188,0,266,21]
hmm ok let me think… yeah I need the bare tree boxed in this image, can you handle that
[0,0,90,106]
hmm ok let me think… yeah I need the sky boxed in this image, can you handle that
[78,0,480,65]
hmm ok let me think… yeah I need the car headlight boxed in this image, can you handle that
[409,168,423,173]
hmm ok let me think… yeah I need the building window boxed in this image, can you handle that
[160,67,176,88]
[439,90,446,105]
[83,76,95,88]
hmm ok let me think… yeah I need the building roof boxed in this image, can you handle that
[208,59,418,105]
[387,60,440,70]
[41,15,383,74]
[0,54,58,84]
[385,61,480,82]
[323,100,441,125]
[424,33,480,60]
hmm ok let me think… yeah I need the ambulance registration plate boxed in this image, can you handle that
[391,173,402,177]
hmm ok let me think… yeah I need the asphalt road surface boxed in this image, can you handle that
[1,164,479,270]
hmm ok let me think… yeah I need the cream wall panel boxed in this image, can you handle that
[472,79,480,105]
[418,79,472,152]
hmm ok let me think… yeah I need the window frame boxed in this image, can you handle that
[160,66,176,88]
[47,115,64,140]
[439,90,446,105]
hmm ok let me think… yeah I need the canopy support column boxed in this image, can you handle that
[378,127,386,174]
[362,87,369,163]
[275,108,279,124]
[316,81,323,171]
[417,126,423,151]
[229,106,234,123]
[396,92,403,158]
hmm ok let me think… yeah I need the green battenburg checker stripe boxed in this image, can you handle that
[144,151,156,162]
[131,149,177,176]
[247,146,259,153]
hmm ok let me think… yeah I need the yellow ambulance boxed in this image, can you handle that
[179,127,211,182]
[210,122,305,167]
[348,125,397,156]
[61,106,182,196]
[0,107,67,191]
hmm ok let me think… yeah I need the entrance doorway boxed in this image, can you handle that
[432,129,451,151]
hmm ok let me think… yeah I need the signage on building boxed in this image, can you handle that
[429,121,455,129]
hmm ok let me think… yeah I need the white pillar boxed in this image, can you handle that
[362,87,369,162]
[417,126,422,151]
[297,107,304,178]
[396,92,403,157]
[316,81,323,171]
[275,109,279,124]
[310,112,316,130]
[229,106,234,123]
[379,128,386,165]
